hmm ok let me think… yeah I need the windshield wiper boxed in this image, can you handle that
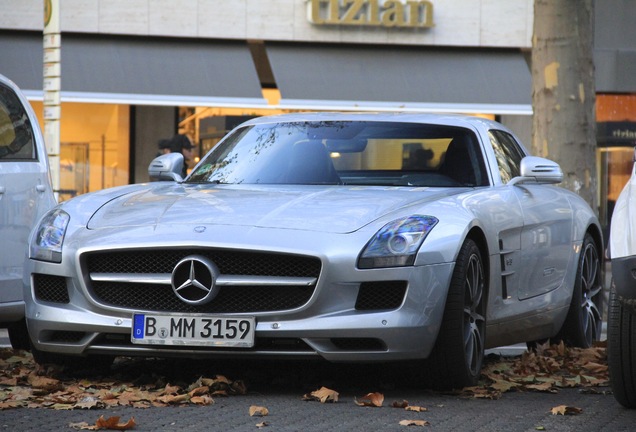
[186,179,226,185]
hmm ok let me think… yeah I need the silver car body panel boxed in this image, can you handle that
[0,74,56,323]
[24,112,601,360]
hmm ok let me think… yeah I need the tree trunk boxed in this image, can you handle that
[532,0,597,211]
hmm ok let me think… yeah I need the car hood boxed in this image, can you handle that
[87,184,462,234]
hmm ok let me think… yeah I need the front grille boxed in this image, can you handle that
[33,274,69,304]
[86,249,320,277]
[355,281,407,310]
[84,249,321,313]
[92,282,314,313]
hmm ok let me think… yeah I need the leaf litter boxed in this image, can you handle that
[0,340,610,427]
[0,350,246,410]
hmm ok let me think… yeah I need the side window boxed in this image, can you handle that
[0,84,36,161]
[488,130,526,184]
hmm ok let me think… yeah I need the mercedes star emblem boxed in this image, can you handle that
[171,255,220,305]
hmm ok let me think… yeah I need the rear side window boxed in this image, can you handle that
[0,84,36,161]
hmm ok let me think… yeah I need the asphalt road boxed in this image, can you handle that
[0,385,630,432]
[0,330,633,432]
[0,359,631,432]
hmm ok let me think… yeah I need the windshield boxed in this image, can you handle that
[187,121,488,187]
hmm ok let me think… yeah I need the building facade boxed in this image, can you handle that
[0,0,634,229]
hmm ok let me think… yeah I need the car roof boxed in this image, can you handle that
[238,111,506,132]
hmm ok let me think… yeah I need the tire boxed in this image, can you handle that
[424,238,486,390]
[7,318,31,351]
[558,233,603,347]
[608,279,636,408]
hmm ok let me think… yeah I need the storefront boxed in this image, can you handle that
[0,0,634,233]
[596,96,636,231]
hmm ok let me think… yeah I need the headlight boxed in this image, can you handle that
[30,209,70,263]
[358,215,438,269]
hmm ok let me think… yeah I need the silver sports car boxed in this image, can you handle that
[24,113,603,389]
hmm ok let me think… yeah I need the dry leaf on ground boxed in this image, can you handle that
[399,419,430,427]
[302,386,339,403]
[249,405,269,417]
[95,416,136,430]
[551,405,583,415]
[354,392,384,407]
[405,405,427,412]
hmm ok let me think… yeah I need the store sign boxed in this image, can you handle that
[308,0,434,28]
[597,121,636,146]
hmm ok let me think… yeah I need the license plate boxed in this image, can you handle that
[131,313,255,347]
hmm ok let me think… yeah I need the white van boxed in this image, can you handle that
[0,74,56,349]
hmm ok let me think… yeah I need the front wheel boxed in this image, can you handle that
[558,233,603,347]
[423,238,486,390]
[8,318,31,351]
[608,279,636,408]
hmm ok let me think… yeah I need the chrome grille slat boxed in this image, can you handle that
[90,273,317,287]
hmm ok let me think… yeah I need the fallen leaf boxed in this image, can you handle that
[256,421,269,429]
[405,405,428,412]
[69,421,98,430]
[354,392,384,407]
[583,362,608,373]
[159,383,181,395]
[526,381,556,393]
[230,380,248,395]
[302,386,339,403]
[95,415,136,430]
[399,419,429,426]
[188,386,209,397]
[27,373,62,392]
[190,395,214,405]
[392,400,409,408]
[550,405,583,415]
[157,393,190,404]
[249,405,269,417]
[489,378,522,393]
[74,396,105,410]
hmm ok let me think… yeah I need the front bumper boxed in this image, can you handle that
[24,261,454,363]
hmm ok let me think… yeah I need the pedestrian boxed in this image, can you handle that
[158,134,195,177]
[156,138,171,157]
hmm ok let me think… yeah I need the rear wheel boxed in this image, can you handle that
[608,279,636,408]
[558,233,603,347]
[424,238,486,390]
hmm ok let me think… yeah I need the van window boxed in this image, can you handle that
[0,84,36,160]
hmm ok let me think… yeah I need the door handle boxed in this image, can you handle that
[0,186,5,194]
[36,185,46,192]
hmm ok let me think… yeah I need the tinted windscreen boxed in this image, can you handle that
[187,121,488,187]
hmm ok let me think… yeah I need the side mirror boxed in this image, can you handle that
[148,153,184,182]
[509,156,563,186]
